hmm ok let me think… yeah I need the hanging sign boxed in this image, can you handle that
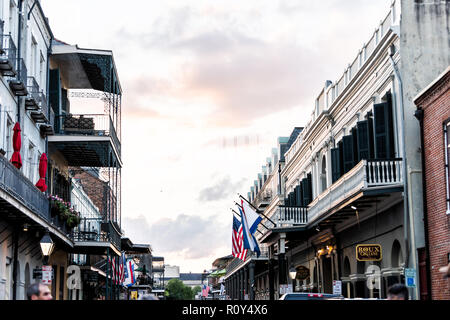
[295,266,310,280]
[356,244,382,261]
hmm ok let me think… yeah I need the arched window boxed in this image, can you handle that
[343,257,351,277]
[391,240,403,268]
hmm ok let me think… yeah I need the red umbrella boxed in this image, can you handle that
[36,153,48,192]
[10,122,22,169]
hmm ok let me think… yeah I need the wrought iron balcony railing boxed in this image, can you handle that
[26,77,47,112]
[71,218,121,251]
[0,153,70,234]
[0,34,17,76]
[55,113,121,156]
[9,58,28,96]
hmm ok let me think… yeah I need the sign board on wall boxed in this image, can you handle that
[41,266,52,285]
[333,280,342,295]
[405,268,416,288]
[356,244,382,261]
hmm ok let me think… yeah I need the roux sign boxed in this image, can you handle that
[295,266,310,281]
[356,244,382,261]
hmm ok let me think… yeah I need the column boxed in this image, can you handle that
[249,262,255,300]
[278,233,287,285]
[239,269,244,300]
[243,266,248,299]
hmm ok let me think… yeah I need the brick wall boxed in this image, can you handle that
[71,168,108,219]
[416,68,450,300]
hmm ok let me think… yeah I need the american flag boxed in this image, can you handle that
[232,215,247,261]
[119,252,126,284]
[108,256,118,284]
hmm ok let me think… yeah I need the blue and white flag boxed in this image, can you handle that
[239,199,262,257]
[123,259,136,287]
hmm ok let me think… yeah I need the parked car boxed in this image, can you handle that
[279,293,344,300]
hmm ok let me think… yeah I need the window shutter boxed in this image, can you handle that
[351,127,359,164]
[342,135,354,174]
[299,181,304,206]
[295,186,301,206]
[306,173,313,205]
[373,98,394,159]
[331,148,340,183]
[338,140,344,178]
[301,178,308,206]
[49,68,61,114]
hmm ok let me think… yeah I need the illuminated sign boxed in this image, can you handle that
[356,244,382,261]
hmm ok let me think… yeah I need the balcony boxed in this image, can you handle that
[0,34,17,77]
[26,77,48,113]
[260,159,403,244]
[72,218,121,255]
[0,154,71,237]
[254,189,272,209]
[276,206,308,227]
[8,58,28,96]
[39,107,55,136]
[308,158,403,225]
[48,113,121,167]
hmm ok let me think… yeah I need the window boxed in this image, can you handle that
[30,35,37,77]
[445,120,450,214]
[27,142,35,181]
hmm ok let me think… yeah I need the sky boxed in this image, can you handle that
[41,0,392,272]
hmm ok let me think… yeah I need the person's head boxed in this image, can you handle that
[387,283,408,300]
[27,282,53,300]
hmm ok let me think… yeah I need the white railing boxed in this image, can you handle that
[276,206,308,227]
[308,159,403,224]
[366,159,402,186]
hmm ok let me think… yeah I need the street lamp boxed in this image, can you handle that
[40,231,55,265]
[289,266,297,280]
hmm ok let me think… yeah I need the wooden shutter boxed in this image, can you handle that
[301,178,308,206]
[49,69,61,113]
[342,135,354,174]
[307,173,313,205]
[373,98,394,159]
[331,148,340,183]
[338,140,344,178]
[295,186,301,206]
[299,181,304,206]
[351,127,359,164]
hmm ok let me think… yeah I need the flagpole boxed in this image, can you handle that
[238,194,277,227]
[231,208,266,233]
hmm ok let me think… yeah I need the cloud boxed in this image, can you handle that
[198,176,246,202]
[122,214,229,260]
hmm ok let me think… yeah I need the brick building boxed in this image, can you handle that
[414,66,450,300]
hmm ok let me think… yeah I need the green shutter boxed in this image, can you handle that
[307,173,313,205]
[338,140,344,178]
[342,135,354,174]
[301,178,308,206]
[351,127,359,164]
[49,69,61,114]
[373,98,394,159]
[299,181,304,206]
[295,186,301,206]
[331,148,340,183]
